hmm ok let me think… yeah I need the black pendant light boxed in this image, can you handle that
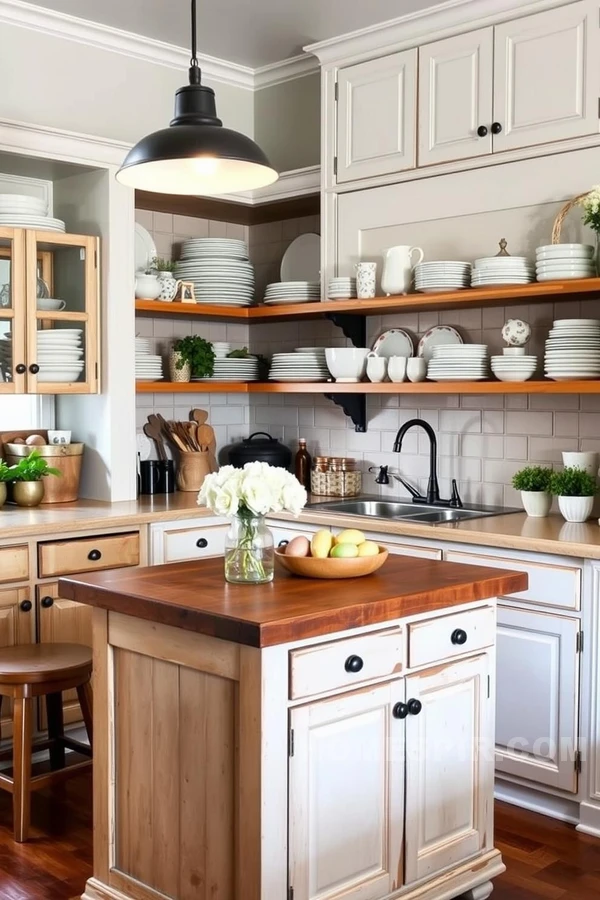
[116,0,278,195]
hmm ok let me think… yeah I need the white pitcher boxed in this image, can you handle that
[381,245,424,296]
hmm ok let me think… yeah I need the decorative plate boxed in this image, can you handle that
[372,328,414,358]
[135,223,157,273]
[417,326,463,361]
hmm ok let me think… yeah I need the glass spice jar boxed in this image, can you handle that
[311,456,330,495]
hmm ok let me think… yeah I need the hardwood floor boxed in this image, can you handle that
[0,775,597,899]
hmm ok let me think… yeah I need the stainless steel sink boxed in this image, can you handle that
[315,500,419,518]
[401,509,485,524]
[306,495,520,525]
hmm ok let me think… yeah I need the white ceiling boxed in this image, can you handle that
[20,0,437,67]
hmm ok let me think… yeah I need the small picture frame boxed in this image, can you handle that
[178,282,196,304]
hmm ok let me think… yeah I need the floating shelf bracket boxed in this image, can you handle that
[325,393,366,433]
[325,313,366,348]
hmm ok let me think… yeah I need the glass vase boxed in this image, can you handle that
[224,514,274,584]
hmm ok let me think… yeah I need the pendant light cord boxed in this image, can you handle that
[189,0,201,83]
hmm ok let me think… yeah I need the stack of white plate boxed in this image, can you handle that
[0,194,65,232]
[263,281,320,305]
[175,238,254,306]
[269,350,330,382]
[415,261,471,293]
[544,318,600,381]
[328,277,356,299]
[536,244,596,281]
[36,328,84,382]
[135,337,163,382]
[491,355,537,382]
[471,256,534,286]
[0,335,12,382]
[194,356,260,382]
[427,344,489,382]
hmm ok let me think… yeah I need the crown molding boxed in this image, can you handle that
[254,54,319,89]
[305,0,568,65]
[0,117,129,167]
[220,165,320,205]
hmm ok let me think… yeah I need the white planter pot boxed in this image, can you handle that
[558,495,594,523]
[521,491,552,517]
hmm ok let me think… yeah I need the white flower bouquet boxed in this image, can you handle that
[580,186,600,233]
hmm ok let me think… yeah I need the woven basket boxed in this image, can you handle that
[551,192,589,244]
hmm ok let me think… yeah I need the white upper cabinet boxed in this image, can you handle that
[493,0,600,152]
[418,28,494,166]
[336,49,417,183]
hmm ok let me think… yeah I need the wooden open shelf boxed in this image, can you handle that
[136,380,600,395]
[135,278,600,321]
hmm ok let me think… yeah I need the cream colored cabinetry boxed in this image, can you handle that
[0,584,35,736]
[150,518,228,564]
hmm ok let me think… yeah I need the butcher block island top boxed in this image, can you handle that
[59,554,526,647]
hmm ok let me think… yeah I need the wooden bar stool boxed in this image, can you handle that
[0,643,93,842]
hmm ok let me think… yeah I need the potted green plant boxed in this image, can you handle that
[0,460,10,507]
[152,257,179,301]
[512,465,553,517]
[170,335,215,382]
[7,450,60,508]
[550,466,598,523]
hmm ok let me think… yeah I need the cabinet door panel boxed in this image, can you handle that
[336,50,416,183]
[404,655,491,884]
[419,28,493,166]
[0,586,35,736]
[493,1,599,151]
[289,682,404,900]
[0,228,27,393]
[496,606,579,792]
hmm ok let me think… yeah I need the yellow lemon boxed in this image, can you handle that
[330,542,359,559]
[357,541,380,557]
[311,529,334,559]
[334,528,366,546]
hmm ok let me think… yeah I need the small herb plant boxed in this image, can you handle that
[0,461,10,482]
[550,466,598,497]
[512,466,553,493]
[151,256,177,273]
[172,336,215,377]
[6,450,60,482]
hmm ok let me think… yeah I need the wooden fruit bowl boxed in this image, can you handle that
[275,546,389,579]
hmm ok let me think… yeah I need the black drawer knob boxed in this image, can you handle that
[477,125,488,137]
[87,549,102,561]
[40,596,54,608]
[451,628,468,646]
[196,537,208,549]
[29,363,39,374]
[344,654,364,674]
[491,122,502,134]
[20,600,32,612]
[15,363,26,374]
[407,698,422,716]
[393,702,408,719]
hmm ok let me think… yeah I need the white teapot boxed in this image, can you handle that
[381,245,424,296]
[135,273,161,300]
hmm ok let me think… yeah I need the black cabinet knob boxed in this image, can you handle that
[451,628,468,646]
[344,654,364,674]
[15,364,26,374]
[29,364,39,374]
[40,596,54,608]
[477,125,488,137]
[407,698,422,716]
[491,122,502,134]
[20,600,32,612]
[87,549,102,561]
[196,537,208,549]
[393,702,409,719]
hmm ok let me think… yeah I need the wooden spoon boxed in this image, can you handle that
[197,424,214,452]
[143,421,166,460]
[190,408,208,427]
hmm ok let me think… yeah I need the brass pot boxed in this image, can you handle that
[13,481,45,507]
[0,483,6,507]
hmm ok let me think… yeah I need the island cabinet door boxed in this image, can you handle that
[403,654,492,885]
[289,681,405,900]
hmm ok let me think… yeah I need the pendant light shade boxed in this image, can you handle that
[116,1,278,195]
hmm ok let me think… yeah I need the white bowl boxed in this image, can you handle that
[536,244,594,255]
[325,347,370,382]
[36,297,66,311]
[491,369,535,382]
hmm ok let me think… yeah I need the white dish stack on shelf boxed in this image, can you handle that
[491,353,537,382]
[0,193,66,232]
[535,244,596,281]
[328,277,357,299]
[37,328,84,383]
[175,238,255,306]
[195,356,260,382]
[427,344,489,382]
[135,337,163,382]
[263,281,320,305]
[471,256,534,286]
[269,349,329,382]
[414,261,471,293]
[544,318,600,381]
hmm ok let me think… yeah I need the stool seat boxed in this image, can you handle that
[0,643,92,684]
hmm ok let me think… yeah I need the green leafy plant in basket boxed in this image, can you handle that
[172,336,215,377]
[151,256,177,273]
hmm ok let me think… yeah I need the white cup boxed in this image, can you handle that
[407,358,427,383]
[367,356,387,383]
[48,429,71,445]
[562,451,600,475]
[388,356,407,383]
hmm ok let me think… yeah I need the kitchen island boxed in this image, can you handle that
[60,555,526,900]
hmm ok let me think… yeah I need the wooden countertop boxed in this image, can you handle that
[59,555,526,647]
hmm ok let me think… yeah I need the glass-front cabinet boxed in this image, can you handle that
[0,228,99,394]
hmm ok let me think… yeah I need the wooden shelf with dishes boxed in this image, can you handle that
[136,380,600,395]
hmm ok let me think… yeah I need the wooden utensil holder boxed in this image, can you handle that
[176,451,211,492]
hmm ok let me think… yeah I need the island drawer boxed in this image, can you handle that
[162,525,228,563]
[289,627,404,700]
[0,544,29,584]
[408,606,495,668]
[443,550,580,611]
[38,532,140,578]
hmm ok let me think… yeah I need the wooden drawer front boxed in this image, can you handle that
[444,550,580,611]
[290,628,404,700]
[380,540,442,561]
[163,525,228,563]
[0,544,29,583]
[38,532,140,578]
[408,607,495,669]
